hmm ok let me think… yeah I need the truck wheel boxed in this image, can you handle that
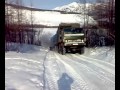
[58,45,61,54]
[62,47,66,55]
[79,47,84,54]
[69,49,73,53]
[66,48,68,53]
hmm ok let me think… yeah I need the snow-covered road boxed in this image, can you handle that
[5,46,115,90]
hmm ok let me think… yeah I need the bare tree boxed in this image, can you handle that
[5,0,29,51]
[95,0,115,45]
[30,0,34,44]
[5,0,15,51]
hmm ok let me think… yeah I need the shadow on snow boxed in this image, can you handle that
[57,73,74,90]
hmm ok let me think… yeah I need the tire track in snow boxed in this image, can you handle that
[42,50,50,90]
[69,53,115,84]
[55,53,115,90]
[54,53,93,90]
[45,51,73,90]
[53,52,83,90]
[68,55,115,82]
[44,51,60,90]
[78,54,114,67]
[71,54,115,75]
[70,54,115,81]
[67,54,115,90]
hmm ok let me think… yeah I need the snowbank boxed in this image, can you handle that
[5,43,46,53]
[84,46,115,64]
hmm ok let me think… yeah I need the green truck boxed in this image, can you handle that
[55,23,86,55]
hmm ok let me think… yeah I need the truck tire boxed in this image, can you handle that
[58,45,61,54]
[79,47,84,54]
[66,48,68,53]
[62,47,66,55]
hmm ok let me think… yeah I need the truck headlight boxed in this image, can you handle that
[65,40,68,42]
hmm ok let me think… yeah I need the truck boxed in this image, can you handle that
[55,23,86,55]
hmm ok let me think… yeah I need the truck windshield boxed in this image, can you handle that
[64,28,84,34]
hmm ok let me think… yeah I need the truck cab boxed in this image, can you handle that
[56,23,86,54]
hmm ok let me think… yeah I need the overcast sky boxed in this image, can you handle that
[22,0,97,9]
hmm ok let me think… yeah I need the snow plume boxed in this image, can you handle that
[41,28,56,48]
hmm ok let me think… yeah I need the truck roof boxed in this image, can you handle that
[59,23,80,28]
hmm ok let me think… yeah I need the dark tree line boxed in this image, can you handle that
[77,0,115,47]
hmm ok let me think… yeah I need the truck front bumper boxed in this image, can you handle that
[64,42,85,46]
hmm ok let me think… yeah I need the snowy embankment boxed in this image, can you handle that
[83,47,115,64]
[5,44,115,90]
[5,44,48,90]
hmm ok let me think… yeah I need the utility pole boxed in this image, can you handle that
[30,0,34,44]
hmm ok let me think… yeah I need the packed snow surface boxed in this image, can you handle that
[5,44,115,90]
